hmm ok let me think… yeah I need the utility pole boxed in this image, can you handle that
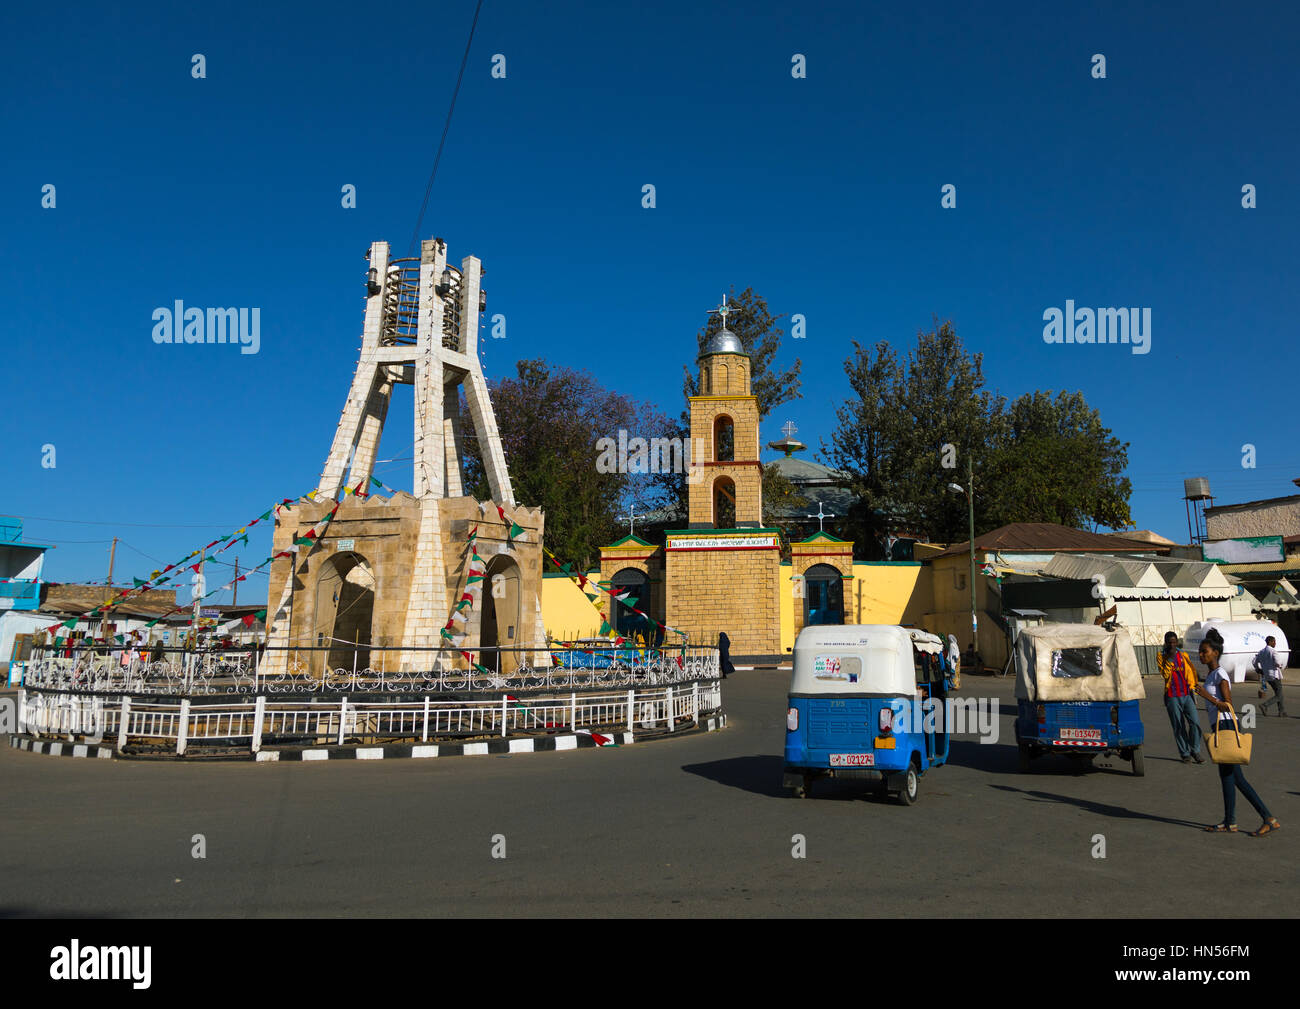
[106,536,118,587]
[967,454,977,652]
[232,557,239,606]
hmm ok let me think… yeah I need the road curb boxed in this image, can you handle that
[9,737,114,759]
[6,712,728,764]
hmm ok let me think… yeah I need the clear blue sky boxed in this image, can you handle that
[4,0,1298,599]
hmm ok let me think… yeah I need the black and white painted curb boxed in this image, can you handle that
[6,713,727,763]
[10,737,114,759]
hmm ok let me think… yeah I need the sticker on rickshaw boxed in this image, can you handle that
[830,753,875,767]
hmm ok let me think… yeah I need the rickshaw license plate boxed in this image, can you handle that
[1060,728,1102,740]
[830,753,875,767]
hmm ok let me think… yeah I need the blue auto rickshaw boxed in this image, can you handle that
[1013,622,1146,775]
[783,625,951,805]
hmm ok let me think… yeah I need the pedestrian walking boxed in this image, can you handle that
[717,631,735,679]
[1253,635,1287,717]
[1195,627,1280,836]
[1156,631,1204,763]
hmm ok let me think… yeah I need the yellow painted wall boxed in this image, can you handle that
[780,562,933,655]
[780,563,796,654]
[542,573,605,641]
[547,561,939,653]
[850,563,931,625]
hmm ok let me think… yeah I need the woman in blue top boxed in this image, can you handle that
[1194,628,1281,836]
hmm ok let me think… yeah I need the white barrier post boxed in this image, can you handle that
[117,696,131,750]
[693,681,700,726]
[627,689,634,731]
[337,697,347,746]
[422,697,430,742]
[501,694,508,737]
[177,699,190,756]
[252,695,265,753]
[570,692,577,730]
[666,686,674,732]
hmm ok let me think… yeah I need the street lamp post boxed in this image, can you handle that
[947,455,978,657]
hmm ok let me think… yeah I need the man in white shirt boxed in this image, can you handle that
[1254,636,1287,717]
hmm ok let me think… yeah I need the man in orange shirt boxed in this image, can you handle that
[1157,630,1204,763]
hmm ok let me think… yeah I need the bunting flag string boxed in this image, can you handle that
[539,545,688,645]
[41,484,352,640]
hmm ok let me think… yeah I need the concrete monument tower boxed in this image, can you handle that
[263,238,545,676]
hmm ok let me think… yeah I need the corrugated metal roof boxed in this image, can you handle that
[929,523,1166,559]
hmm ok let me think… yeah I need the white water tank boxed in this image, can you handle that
[1182,619,1289,683]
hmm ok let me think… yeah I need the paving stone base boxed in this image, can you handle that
[7,713,727,763]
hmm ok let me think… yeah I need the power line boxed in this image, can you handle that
[406,0,486,255]
[13,514,234,529]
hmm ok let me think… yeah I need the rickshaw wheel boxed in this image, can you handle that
[792,776,809,799]
[1130,746,1145,777]
[1017,743,1032,773]
[895,762,920,806]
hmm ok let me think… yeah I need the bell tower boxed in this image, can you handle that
[688,295,763,528]
[665,296,782,659]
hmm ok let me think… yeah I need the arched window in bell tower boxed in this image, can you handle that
[717,362,729,394]
[713,414,734,462]
[713,476,736,528]
[702,367,711,394]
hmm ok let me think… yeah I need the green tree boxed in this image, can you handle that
[984,390,1133,531]
[824,321,1132,547]
[461,359,675,569]
[824,321,995,547]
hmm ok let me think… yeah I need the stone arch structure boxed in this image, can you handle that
[610,566,653,640]
[478,553,523,673]
[803,563,845,626]
[312,552,375,676]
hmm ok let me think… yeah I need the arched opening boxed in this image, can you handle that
[702,367,711,394]
[717,362,730,394]
[480,555,523,673]
[713,476,736,529]
[312,552,375,676]
[713,414,734,461]
[804,564,845,626]
[611,567,652,642]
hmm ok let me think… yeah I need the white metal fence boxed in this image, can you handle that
[17,680,724,757]
[23,645,719,695]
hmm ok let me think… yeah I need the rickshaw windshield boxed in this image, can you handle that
[1050,646,1103,679]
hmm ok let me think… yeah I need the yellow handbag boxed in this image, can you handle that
[1205,712,1252,765]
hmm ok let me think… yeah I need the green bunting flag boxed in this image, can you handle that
[133,577,147,588]
[466,573,484,585]
[255,609,267,621]
[598,619,611,636]
[62,619,77,628]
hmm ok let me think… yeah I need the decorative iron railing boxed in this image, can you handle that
[22,644,719,696]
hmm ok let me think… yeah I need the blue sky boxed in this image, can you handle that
[3,0,1298,598]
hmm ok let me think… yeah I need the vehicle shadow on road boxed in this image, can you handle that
[681,754,788,797]
[989,784,1205,828]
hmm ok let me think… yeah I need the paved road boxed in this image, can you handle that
[1,673,1296,917]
